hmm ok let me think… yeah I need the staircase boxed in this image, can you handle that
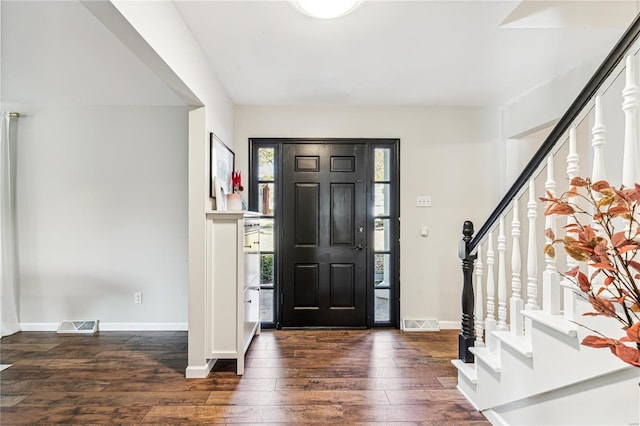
[453,15,640,426]
[454,299,638,425]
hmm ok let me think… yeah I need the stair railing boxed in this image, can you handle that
[459,13,640,362]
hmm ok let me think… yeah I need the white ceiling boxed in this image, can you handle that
[1,0,638,108]
[173,0,636,106]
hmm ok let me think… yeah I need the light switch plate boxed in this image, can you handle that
[416,196,432,207]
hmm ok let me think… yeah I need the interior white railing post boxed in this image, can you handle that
[543,155,560,314]
[510,199,524,336]
[497,217,508,331]
[591,94,608,295]
[622,54,640,187]
[526,179,540,311]
[475,246,485,347]
[562,127,579,321]
[592,94,607,183]
[485,233,497,351]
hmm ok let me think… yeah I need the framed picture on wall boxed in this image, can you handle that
[210,133,235,203]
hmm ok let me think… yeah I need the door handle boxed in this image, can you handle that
[353,244,364,251]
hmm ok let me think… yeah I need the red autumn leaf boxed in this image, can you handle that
[545,228,555,240]
[565,265,580,277]
[592,180,611,192]
[614,188,634,202]
[591,180,611,192]
[581,335,617,348]
[548,203,575,216]
[583,335,640,367]
[631,303,640,313]
[594,244,608,256]
[611,231,627,248]
[577,272,591,292]
[622,188,637,201]
[628,260,640,272]
[588,296,617,318]
[608,205,630,216]
[622,322,640,343]
[581,226,596,242]
[590,262,616,271]
[566,186,579,198]
[604,276,615,286]
[571,177,589,187]
[563,223,580,230]
[612,345,640,367]
[617,244,638,254]
[596,286,607,295]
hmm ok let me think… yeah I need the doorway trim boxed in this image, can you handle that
[249,138,400,329]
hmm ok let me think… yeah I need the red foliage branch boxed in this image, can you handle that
[542,177,640,367]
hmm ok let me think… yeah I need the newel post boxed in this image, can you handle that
[459,220,476,363]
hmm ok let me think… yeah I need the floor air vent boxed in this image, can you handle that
[57,320,99,334]
[401,319,439,332]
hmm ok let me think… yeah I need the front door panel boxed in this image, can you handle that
[282,143,367,327]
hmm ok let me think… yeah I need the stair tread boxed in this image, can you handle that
[451,359,477,384]
[469,346,501,372]
[521,309,577,337]
[492,331,533,358]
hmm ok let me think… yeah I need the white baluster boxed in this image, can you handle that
[497,217,508,331]
[485,233,497,351]
[563,127,579,321]
[591,94,607,295]
[475,246,485,347]
[592,94,607,183]
[510,199,524,336]
[543,155,560,314]
[622,54,640,187]
[526,179,540,310]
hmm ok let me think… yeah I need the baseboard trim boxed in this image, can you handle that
[20,323,58,331]
[481,409,508,426]
[456,384,481,411]
[185,359,216,379]
[20,322,188,332]
[438,321,460,330]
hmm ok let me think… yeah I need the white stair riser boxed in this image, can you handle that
[489,368,640,426]
[457,308,631,410]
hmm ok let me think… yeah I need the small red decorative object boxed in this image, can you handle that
[232,171,244,193]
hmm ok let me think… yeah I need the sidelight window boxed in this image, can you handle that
[373,148,393,323]
[256,147,276,324]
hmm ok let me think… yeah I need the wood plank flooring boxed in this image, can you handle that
[0,329,488,424]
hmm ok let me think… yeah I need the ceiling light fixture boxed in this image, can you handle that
[292,0,361,19]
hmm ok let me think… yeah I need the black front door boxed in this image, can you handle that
[281,143,367,327]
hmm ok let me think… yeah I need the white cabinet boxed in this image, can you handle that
[205,211,260,375]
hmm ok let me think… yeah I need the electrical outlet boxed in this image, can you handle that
[134,292,142,304]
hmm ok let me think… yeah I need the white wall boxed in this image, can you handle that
[500,59,602,193]
[13,105,189,327]
[234,106,501,324]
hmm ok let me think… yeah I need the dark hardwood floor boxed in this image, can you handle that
[0,329,488,424]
